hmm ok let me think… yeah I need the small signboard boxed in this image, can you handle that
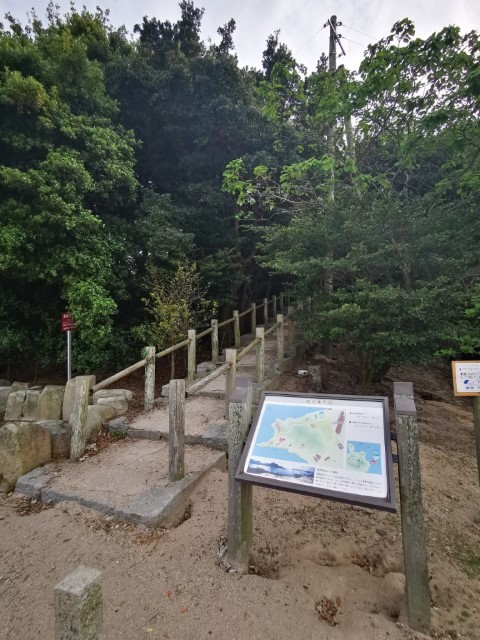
[236,391,396,512]
[61,312,77,332]
[452,361,480,397]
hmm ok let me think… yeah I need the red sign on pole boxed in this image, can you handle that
[61,312,77,332]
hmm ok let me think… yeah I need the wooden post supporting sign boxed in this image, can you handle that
[225,348,237,419]
[394,382,431,635]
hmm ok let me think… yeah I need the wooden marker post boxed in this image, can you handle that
[211,319,219,363]
[276,313,284,369]
[187,329,196,381]
[279,292,284,314]
[272,295,277,320]
[144,346,156,411]
[287,305,295,347]
[233,310,241,349]
[250,303,256,336]
[225,349,237,418]
[227,384,253,573]
[263,298,268,326]
[169,379,185,481]
[70,376,90,461]
[394,382,431,635]
[256,327,265,384]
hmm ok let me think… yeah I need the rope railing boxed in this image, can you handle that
[91,291,293,402]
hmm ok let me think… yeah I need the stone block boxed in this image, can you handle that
[108,417,129,437]
[38,386,65,421]
[22,390,41,421]
[160,383,170,398]
[203,421,228,451]
[62,376,96,422]
[0,386,11,414]
[4,390,26,421]
[10,381,28,393]
[54,566,103,640]
[92,389,133,416]
[15,467,52,500]
[0,422,51,492]
[86,405,116,441]
[38,420,72,457]
[196,361,216,378]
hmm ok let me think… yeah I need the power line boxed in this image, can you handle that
[342,23,378,42]
[341,35,368,49]
[294,28,323,55]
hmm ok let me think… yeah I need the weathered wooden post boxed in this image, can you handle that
[276,313,284,369]
[227,384,253,573]
[250,303,256,335]
[70,376,90,462]
[394,382,431,635]
[279,292,284,314]
[233,310,241,349]
[473,397,480,484]
[263,297,268,326]
[187,329,196,381]
[272,295,277,319]
[169,379,185,481]
[55,566,103,640]
[287,305,295,347]
[211,319,219,363]
[144,346,156,411]
[225,348,237,418]
[256,327,265,384]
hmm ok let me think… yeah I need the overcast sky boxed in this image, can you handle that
[0,0,478,72]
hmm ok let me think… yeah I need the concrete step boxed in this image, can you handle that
[15,439,226,528]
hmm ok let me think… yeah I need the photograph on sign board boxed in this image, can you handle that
[236,392,395,512]
[452,361,480,396]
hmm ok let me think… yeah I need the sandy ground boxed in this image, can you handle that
[1,349,480,640]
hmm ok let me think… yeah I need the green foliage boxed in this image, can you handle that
[136,263,216,377]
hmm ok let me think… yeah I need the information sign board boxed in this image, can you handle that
[452,361,480,396]
[236,391,396,512]
[61,312,77,333]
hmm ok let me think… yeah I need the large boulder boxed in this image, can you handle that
[0,386,12,415]
[4,390,26,421]
[21,390,41,421]
[37,420,72,457]
[0,422,51,492]
[62,376,96,422]
[92,389,133,416]
[37,386,65,421]
[10,382,28,394]
[86,405,116,441]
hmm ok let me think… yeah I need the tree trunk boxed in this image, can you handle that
[358,351,373,394]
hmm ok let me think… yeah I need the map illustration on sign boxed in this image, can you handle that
[237,392,396,512]
[251,405,345,467]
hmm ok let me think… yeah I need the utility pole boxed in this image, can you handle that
[328,15,338,73]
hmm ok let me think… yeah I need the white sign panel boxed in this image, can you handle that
[452,361,480,396]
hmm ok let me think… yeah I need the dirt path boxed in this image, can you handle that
[1,351,480,640]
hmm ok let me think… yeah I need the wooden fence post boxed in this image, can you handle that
[225,348,237,419]
[263,298,268,326]
[250,303,256,335]
[70,376,90,461]
[144,346,156,411]
[473,397,480,483]
[233,310,241,348]
[277,313,284,369]
[169,379,185,481]
[394,382,431,635]
[187,329,196,381]
[227,385,253,573]
[279,292,284,314]
[211,319,219,363]
[287,305,295,347]
[55,566,103,640]
[272,295,277,320]
[256,327,265,384]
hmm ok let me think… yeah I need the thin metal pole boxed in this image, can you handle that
[67,330,72,381]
